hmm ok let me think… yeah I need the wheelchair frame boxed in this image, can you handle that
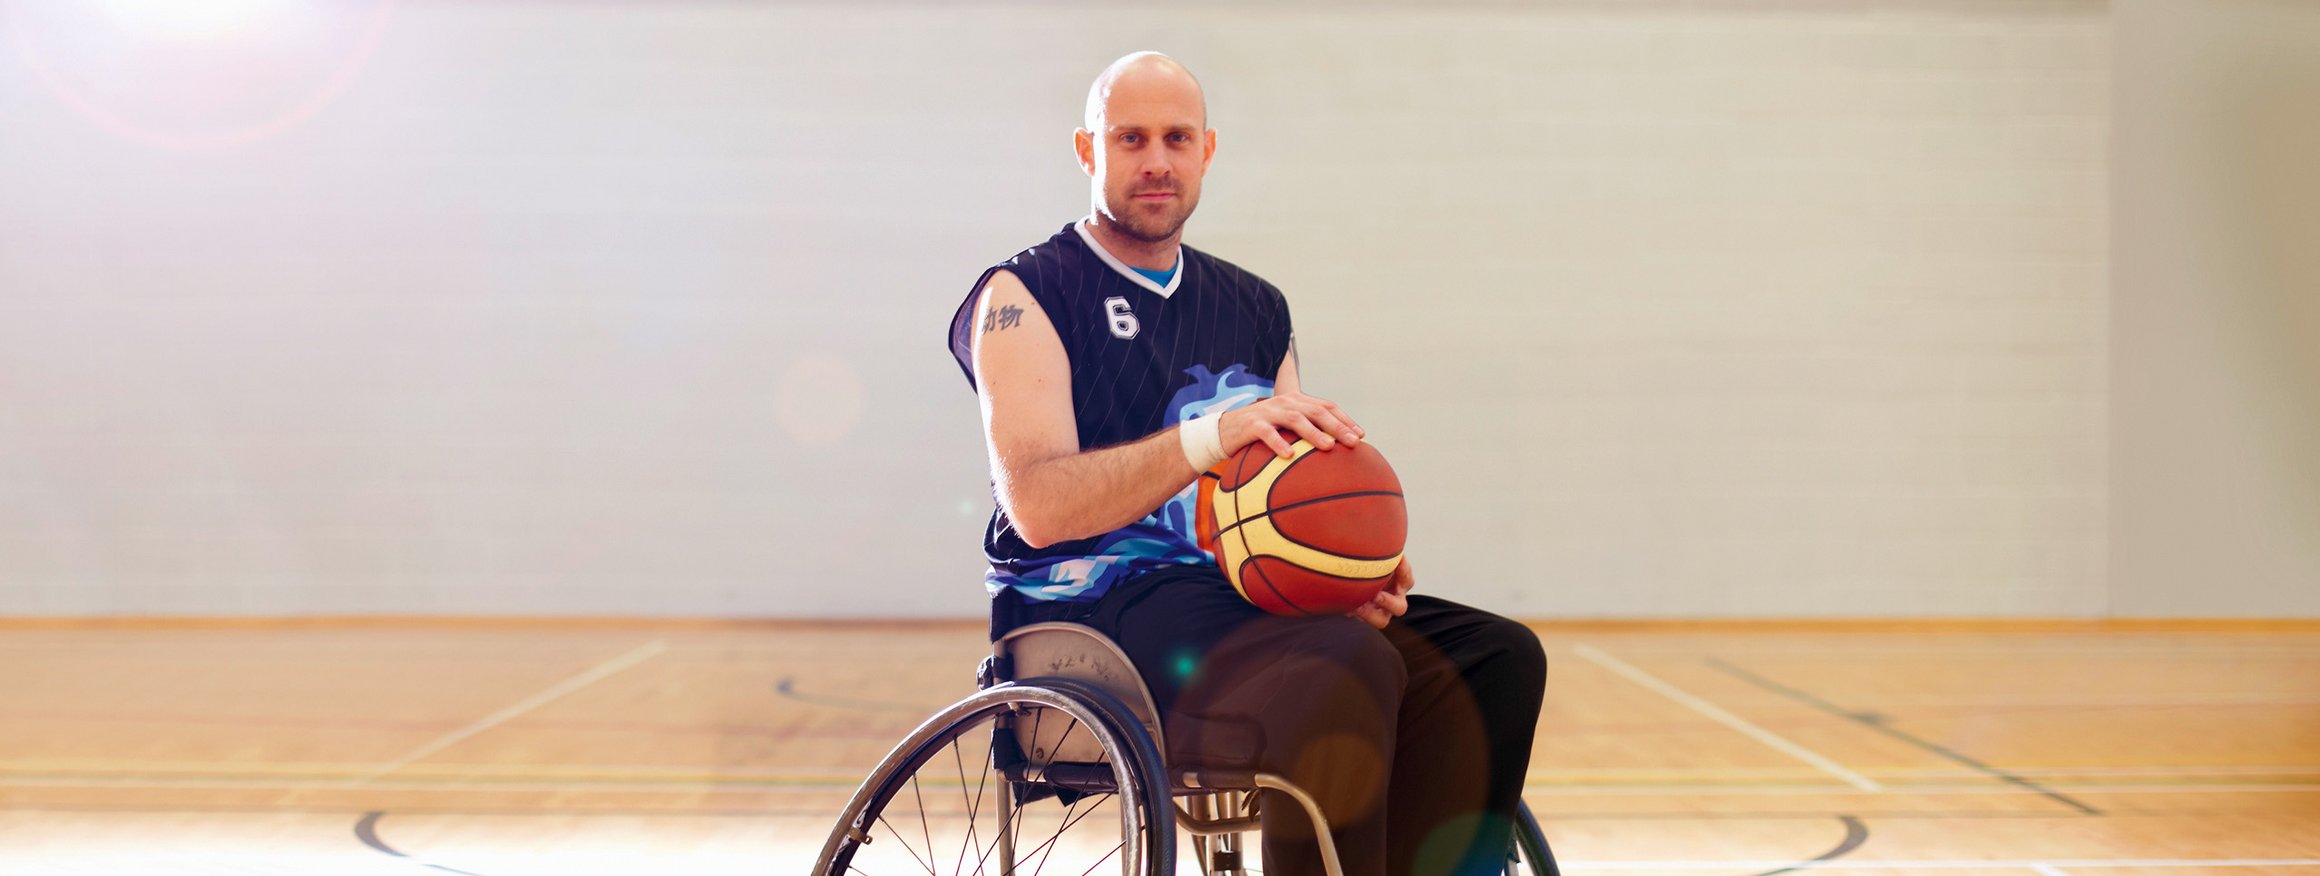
[814,621,1554,875]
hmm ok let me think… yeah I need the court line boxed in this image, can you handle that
[1745,814,1866,876]
[772,676,931,713]
[1572,643,1884,793]
[2030,865,2071,876]
[1706,657,2102,816]
[354,811,487,876]
[354,640,668,783]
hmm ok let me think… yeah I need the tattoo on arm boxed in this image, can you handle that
[982,304,1024,335]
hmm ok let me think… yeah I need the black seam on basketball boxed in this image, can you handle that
[1209,489,1406,550]
[1243,555,1314,617]
[1270,442,1320,487]
[1228,442,1262,488]
[1229,498,1257,593]
[1228,464,1256,557]
[1224,437,1301,491]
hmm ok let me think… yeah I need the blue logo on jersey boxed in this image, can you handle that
[1148,364,1275,543]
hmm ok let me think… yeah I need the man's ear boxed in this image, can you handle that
[1074,128,1097,177]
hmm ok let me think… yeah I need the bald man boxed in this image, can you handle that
[946,53,1549,876]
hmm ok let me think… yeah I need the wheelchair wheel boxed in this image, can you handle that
[1505,800,1559,876]
[815,677,1175,875]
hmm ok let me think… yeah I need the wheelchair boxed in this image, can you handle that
[815,621,1558,875]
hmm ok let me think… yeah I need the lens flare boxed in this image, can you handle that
[2,0,394,149]
[97,0,287,39]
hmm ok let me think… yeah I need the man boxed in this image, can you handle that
[946,52,1547,876]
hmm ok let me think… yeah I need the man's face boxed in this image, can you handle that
[1080,74,1215,245]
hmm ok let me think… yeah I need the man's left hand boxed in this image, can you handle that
[1350,557,1416,629]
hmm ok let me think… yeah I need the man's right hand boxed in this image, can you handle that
[1218,392,1365,458]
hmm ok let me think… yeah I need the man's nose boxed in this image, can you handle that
[1138,150,1173,178]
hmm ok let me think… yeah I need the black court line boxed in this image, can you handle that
[1744,814,1868,876]
[1705,658,2104,816]
[355,811,489,876]
[773,676,939,713]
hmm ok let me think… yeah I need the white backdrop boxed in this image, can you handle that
[0,0,2158,618]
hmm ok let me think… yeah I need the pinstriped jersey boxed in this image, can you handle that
[949,220,1294,604]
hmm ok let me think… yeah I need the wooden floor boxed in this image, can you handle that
[2,619,2317,874]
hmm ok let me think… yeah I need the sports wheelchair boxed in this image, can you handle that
[815,621,1558,875]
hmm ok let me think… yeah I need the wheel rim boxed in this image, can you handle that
[819,682,1170,875]
[1508,800,1557,876]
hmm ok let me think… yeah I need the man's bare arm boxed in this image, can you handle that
[973,272,1367,548]
[973,270,1197,548]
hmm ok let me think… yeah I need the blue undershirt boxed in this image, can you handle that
[1131,262,1178,287]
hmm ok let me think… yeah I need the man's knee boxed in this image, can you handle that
[1476,614,1547,699]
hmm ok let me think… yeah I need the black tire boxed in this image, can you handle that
[815,678,1175,875]
[1506,800,1559,876]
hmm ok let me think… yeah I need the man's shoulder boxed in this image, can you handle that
[1182,244,1284,300]
[991,223,1090,282]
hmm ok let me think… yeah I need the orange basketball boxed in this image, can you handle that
[1194,437,1406,616]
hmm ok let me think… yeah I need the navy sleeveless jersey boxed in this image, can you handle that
[949,220,1294,604]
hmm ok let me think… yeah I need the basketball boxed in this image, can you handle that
[1194,436,1407,616]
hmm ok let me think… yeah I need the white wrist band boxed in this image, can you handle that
[1179,415,1227,472]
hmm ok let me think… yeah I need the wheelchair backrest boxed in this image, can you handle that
[993,622,1168,765]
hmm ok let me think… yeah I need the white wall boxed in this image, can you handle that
[2112,0,2320,618]
[0,0,2116,618]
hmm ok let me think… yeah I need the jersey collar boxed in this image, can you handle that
[1074,218,1182,299]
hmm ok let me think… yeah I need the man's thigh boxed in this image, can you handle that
[1086,565,1277,711]
[1091,566,1406,767]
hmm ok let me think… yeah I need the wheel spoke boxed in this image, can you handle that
[953,737,992,876]
[1016,790,1117,876]
[1071,840,1122,876]
[965,806,1015,876]
[1026,790,1085,876]
[875,811,939,876]
[1049,714,1079,765]
[910,771,936,872]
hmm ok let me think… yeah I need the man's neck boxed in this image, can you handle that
[1082,216,1179,271]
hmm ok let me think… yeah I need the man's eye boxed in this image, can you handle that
[1167,132,1191,144]
[1120,133,1140,145]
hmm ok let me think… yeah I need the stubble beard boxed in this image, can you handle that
[1099,187,1198,244]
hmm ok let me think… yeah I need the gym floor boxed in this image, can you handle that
[3,619,2317,874]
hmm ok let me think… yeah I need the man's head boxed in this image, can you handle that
[1076,52,1216,247]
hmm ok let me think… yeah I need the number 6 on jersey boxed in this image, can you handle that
[1105,296,1140,339]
